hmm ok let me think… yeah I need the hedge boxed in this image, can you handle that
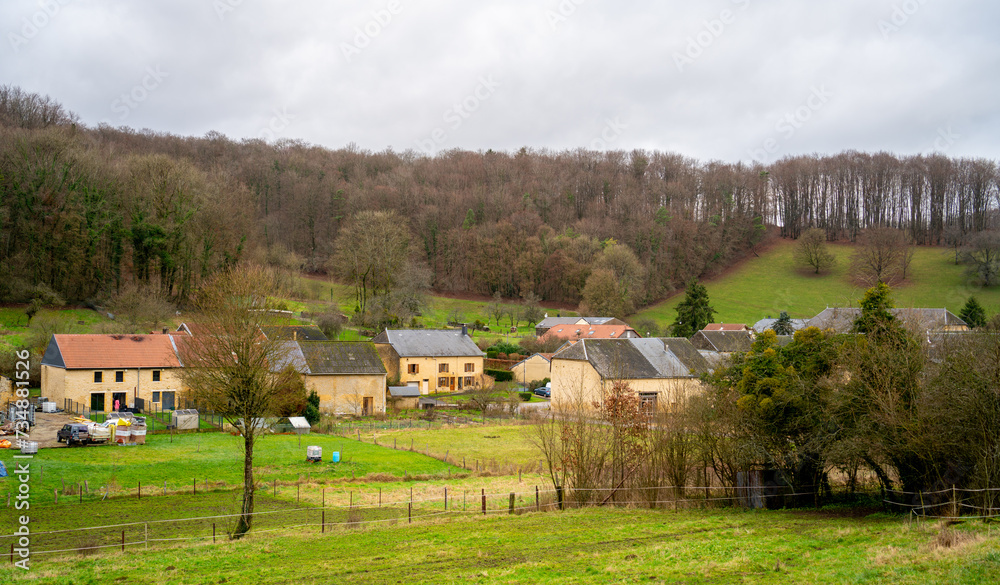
[486,369,513,382]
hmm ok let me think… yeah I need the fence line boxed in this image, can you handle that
[15,482,999,560]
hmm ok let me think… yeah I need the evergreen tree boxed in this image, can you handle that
[670,280,716,338]
[771,311,794,335]
[851,282,895,336]
[959,296,987,328]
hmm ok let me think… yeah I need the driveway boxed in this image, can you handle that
[18,412,78,449]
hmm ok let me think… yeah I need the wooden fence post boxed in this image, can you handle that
[213,523,216,543]
[509,493,515,514]
[444,487,448,510]
[121,530,125,552]
[556,485,564,510]
[536,486,539,511]
[321,510,325,534]
[481,489,486,515]
[138,480,141,500]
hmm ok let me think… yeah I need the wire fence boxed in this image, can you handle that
[12,481,990,562]
[883,486,1000,521]
[0,483,841,561]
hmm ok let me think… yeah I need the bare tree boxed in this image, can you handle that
[178,264,291,538]
[330,210,410,321]
[795,228,836,275]
[963,231,1000,287]
[850,227,911,286]
[107,282,175,333]
[486,291,505,327]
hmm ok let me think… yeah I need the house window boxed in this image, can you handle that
[464,376,474,387]
[464,363,474,372]
[152,391,160,402]
[152,370,161,382]
[115,371,124,383]
[439,363,449,373]
[94,371,103,383]
[438,377,448,388]
[407,364,419,374]
[90,393,105,412]
[639,392,658,412]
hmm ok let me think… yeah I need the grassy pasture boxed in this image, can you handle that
[0,432,459,503]
[633,241,1000,330]
[361,422,545,470]
[7,506,999,584]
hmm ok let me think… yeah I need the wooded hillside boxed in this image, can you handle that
[1,86,997,311]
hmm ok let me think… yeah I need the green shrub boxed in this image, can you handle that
[488,341,521,355]
[518,391,533,402]
[486,369,513,382]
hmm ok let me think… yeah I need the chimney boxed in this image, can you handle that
[162,327,168,334]
[462,324,468,337]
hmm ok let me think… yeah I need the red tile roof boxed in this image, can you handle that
[53,334,183,369]
[703,323,750,331]
[540,324,639,342]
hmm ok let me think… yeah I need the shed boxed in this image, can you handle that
[388,386,420,410]
[274,416,311,434]
[172,409,200,430]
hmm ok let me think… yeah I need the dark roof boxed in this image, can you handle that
[552,338,705,379]
[690,330,755,353]
[806,307,968,333]
[372,329,484,357]
[297,341,386,375]
[660,338,711,376]
[261,326,328,341]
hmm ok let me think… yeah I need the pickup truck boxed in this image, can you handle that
[56,423,90,445]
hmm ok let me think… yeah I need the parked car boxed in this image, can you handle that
[533,387,551,398]
[57,423,90,445]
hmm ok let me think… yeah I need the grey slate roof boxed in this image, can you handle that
[752,318,809,334]
[372,329,484,358]
[660,338,712,376]
[298,341,386,375]
[552,338,706,380]
[272,340,309,372]
[261,326,328,341]
[690,330,755,353]
[805,307,968,333]
[389,386,421,397]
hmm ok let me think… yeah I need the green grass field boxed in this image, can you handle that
[0,432,458,502]
[6,506,998,584]
[360,423,544,469]
[633,241,998,331]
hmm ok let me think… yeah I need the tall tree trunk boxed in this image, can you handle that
[234,434,255,538]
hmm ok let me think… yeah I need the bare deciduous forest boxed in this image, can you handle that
[1,86,997,310]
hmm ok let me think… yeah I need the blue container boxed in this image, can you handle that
[331,451,340,463]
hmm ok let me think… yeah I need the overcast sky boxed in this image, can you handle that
[2,0,998,163]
